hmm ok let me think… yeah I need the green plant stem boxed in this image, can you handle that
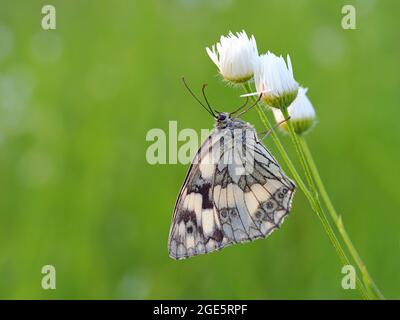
[281,108,378,298]
[280,107,316,197]
[242,84,369,299]
[280,106,372,299]
[298,136,385,300]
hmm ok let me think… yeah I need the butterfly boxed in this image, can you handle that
[168,80,295,260]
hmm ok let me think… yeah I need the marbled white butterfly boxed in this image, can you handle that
[168,80,295,260]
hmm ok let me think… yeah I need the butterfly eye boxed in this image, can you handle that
[218,114,226,121]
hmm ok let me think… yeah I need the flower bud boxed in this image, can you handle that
[206,30,258,84]
[273,87,316,135]
[250,52,299,109]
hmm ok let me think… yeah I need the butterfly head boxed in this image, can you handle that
[216,112,231,128]
[217,112,229,122]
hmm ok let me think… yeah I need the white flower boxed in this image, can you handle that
[244,51,298,109]
[273,87,316,134]
[206,30,258,83]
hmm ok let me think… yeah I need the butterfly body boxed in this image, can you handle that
[168,113,295,260]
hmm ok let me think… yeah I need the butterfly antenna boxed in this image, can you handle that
[201,84,217,117]
[182,77,216,118]
[230,96,249,116]
[236,93,262,118]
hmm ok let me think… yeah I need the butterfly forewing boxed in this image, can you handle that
[168,118,295,260]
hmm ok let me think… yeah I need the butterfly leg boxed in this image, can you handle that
[258,116,291,141]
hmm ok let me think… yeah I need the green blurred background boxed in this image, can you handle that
[0,0,399,299]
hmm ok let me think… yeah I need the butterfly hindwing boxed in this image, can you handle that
[168,118,295,260]
[213,129,295,244]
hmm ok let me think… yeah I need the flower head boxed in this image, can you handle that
[273,87,316,135]
[206,30,258,84]
[248,52,298,109]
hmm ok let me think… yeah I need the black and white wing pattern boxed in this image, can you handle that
[168,119,295,260]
